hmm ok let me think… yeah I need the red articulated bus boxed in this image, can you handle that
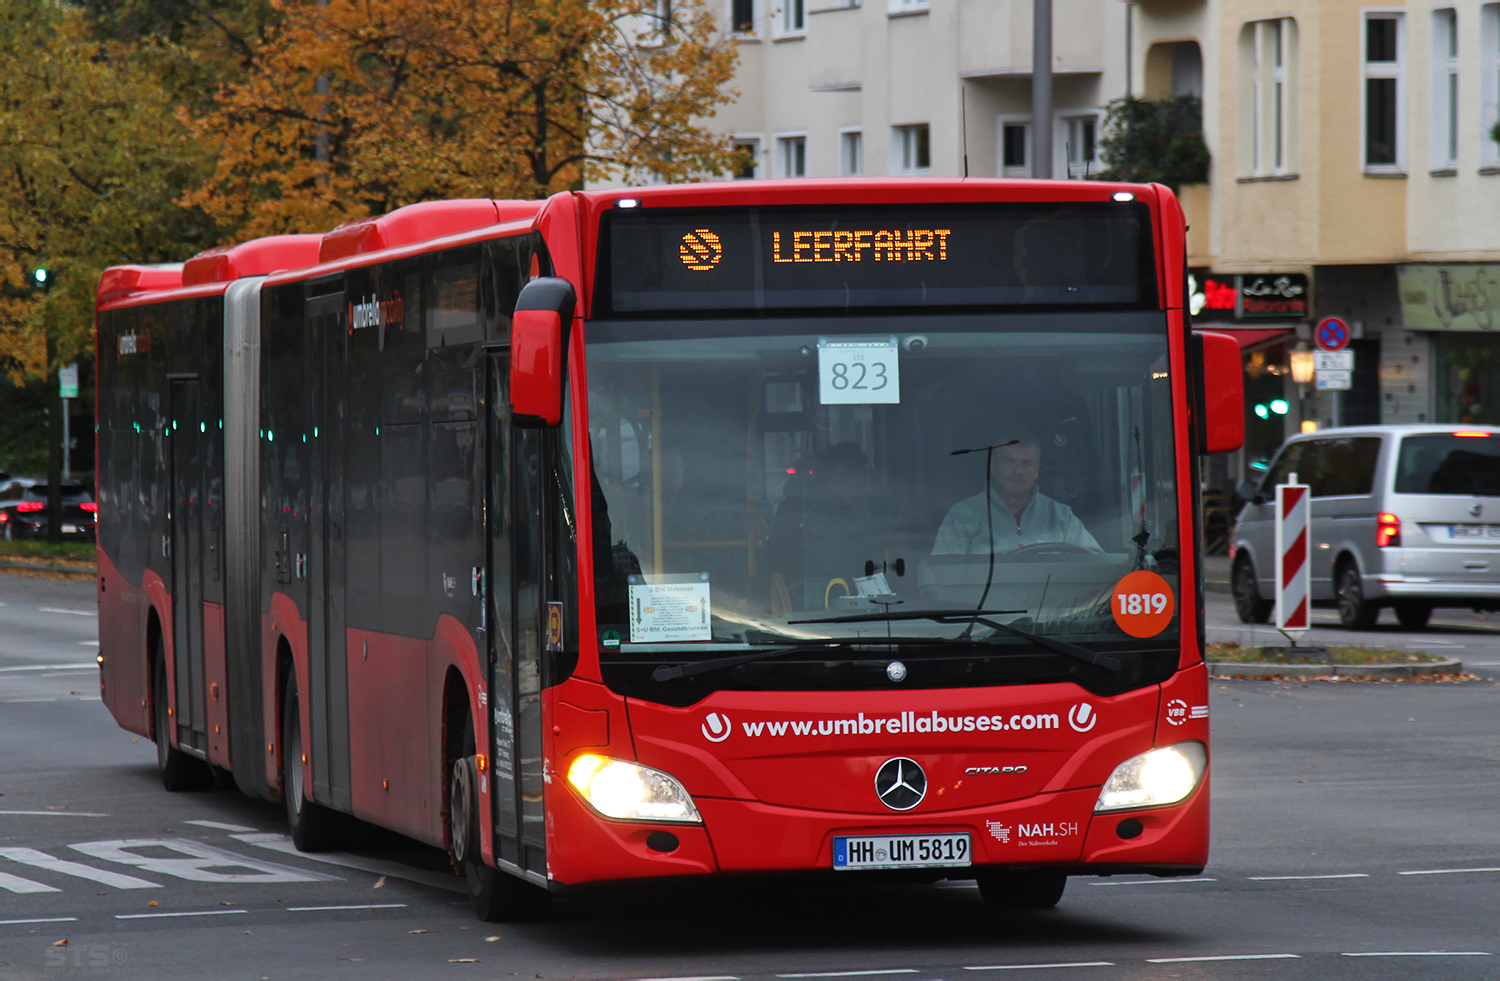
[94,180,1244,919]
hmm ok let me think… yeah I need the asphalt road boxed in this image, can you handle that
[4,572,1500,979]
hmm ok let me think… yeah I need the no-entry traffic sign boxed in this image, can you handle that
[1315,316,1351,352]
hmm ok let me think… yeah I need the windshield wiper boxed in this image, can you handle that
[650,644,847,682]
[789,609,1122,672]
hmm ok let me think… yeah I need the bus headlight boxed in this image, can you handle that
[1094,742,1207,812]
[566,754,701,823]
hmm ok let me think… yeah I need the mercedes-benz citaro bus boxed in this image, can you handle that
[93,179,1244,920]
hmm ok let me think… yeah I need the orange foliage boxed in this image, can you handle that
[184,0,741,239]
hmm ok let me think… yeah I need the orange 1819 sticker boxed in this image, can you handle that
[1110,570,1175,638]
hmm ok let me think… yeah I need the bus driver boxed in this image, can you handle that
[932,434,1102,556]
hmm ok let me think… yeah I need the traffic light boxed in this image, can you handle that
[30,267,49,290]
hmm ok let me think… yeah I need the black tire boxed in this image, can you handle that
[1232,557,1273,624]
[281,680,344,851]
[1394,602,1433,630]
[1336,562,1379,630]
[975,869,1067,910]
[454,715,548,922]
[153,650,208,791]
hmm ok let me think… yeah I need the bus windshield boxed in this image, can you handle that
[584,312,1180,700]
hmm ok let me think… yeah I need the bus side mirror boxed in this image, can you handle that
[1196,331,1245,453]
[510,278,576,428]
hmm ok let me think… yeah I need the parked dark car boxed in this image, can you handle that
[0,479,97,541]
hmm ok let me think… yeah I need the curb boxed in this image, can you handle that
[0,560,95,576]
[1207,657,1464,680]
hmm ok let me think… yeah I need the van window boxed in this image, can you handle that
[1260,442,1305,492]
[1305,437,1381,497]
[1395,434,1500,496]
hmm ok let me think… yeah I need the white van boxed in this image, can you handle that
[1229,425,1500,629]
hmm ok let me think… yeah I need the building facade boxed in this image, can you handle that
[706,0,1500,484]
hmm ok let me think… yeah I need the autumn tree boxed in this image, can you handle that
[182,0,743,239]
[0,2,211,382]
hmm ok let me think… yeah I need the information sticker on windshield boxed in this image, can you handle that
[818,336,900,405]
[628,573,712,643]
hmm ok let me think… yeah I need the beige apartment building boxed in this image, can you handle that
[711,0,1500,478]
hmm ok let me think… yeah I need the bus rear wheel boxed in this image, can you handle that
[452,718,548,922]
[281,680,345,851]
[974,869,1067,910]
[153,647,208,791]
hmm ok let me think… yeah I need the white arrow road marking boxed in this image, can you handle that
[183,820,256,833]
[232,832,464,894]
[0,870,60,894]
[71,838,339,884]
[0,847,158,889]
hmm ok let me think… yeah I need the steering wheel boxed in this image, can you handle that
[997,541,1095,561]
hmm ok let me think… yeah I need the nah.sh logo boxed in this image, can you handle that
[701,712,731,743]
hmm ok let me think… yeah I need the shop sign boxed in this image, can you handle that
[1398,264,1500,332]
[1191,272,1309,321]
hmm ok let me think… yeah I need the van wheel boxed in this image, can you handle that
[975,869,1067,910]
[282,680,345,851]
[1336,563,1379,630]
[1394,602,1433,630]
[1232,557,1272,624]
[153,652,208,791]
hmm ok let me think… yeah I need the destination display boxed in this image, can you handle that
[600,204,1155,315]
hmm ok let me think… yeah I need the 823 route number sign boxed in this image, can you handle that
[818,336,901,405]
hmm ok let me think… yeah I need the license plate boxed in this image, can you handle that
[1451,524,1500,540]
[62,524,79,534]
[833,833,971,870]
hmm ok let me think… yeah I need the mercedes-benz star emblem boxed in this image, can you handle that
[875,757,926,811]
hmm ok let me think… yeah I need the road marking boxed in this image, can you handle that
[1398,867,1500,876]
[39,608,95,617]
[0,811,109,817]
[1342,951,1490,958]
[963,963,1115,972]
[777,971,918,978]
[1145,954,1299,964]
[0,870,61,894]
[4,698,58,703]
[116,909,247,920]
[1248,873,1369,881]
[285,903,408,912]
[232,832,465,894]
[625,976,739,981]
[0,917,76,925]
[0,669,96,678]
[72,838,338,884]
[184,820,256,833]
[1088,878,1217,886]
[0,847,159,889]
[78,641,98,646]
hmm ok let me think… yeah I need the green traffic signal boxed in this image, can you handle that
[31,268,48,287]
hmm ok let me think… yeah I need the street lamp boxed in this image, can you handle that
[1289,346,1315,385]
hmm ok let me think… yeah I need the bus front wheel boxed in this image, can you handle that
[453,718,548,921]
[974,869,1067,910]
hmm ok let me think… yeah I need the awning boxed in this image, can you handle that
[1192,325,1295,352]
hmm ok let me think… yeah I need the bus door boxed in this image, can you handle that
[306,293,352,811]
[484,350,547,879]
[168,376,208,755]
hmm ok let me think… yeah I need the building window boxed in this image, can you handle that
[998,120,1029,177]
[1482,5,1500,166]
[839,130,863,176]
[893,124,931,174]
[1434,8,1459,169]
[731,0,755,33]
[775,0,804,36]
[1061,115,1098,177]
[1240,18,1297,176]
[776,134,806,177]
[1363,13,1404,170]
[732,137,761,179]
